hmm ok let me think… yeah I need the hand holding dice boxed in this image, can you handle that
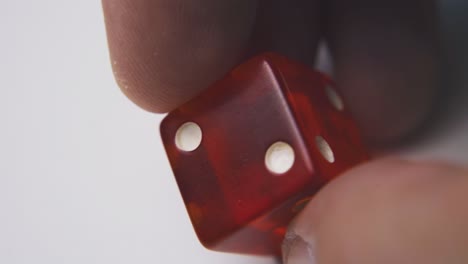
[160,53,368,255]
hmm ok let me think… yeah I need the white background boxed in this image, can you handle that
[0,1,467,264]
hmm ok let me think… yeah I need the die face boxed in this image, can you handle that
[264,53,369,182]
[160,53,368,255]
[160,56,316,250]
[214,187,317,255]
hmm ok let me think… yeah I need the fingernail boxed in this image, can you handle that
[282,231,317,264]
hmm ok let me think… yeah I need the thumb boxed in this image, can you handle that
[282,159,468,264]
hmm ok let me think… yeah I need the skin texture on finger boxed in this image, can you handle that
[284,159,468,264]
[324,0,439,144]
[103,0,324,113]
[102,0,258,112]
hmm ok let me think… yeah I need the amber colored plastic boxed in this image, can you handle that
[160,53,368,255]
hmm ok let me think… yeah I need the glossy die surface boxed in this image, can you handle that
[160,53,368,255]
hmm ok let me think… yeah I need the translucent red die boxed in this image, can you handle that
[160,53,368,255]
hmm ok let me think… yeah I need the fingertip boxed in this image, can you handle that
[284,159,468,263]
[324,0,440,145]
[102,0,257,113]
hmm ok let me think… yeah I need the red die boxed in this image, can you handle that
[160,53,368,255]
